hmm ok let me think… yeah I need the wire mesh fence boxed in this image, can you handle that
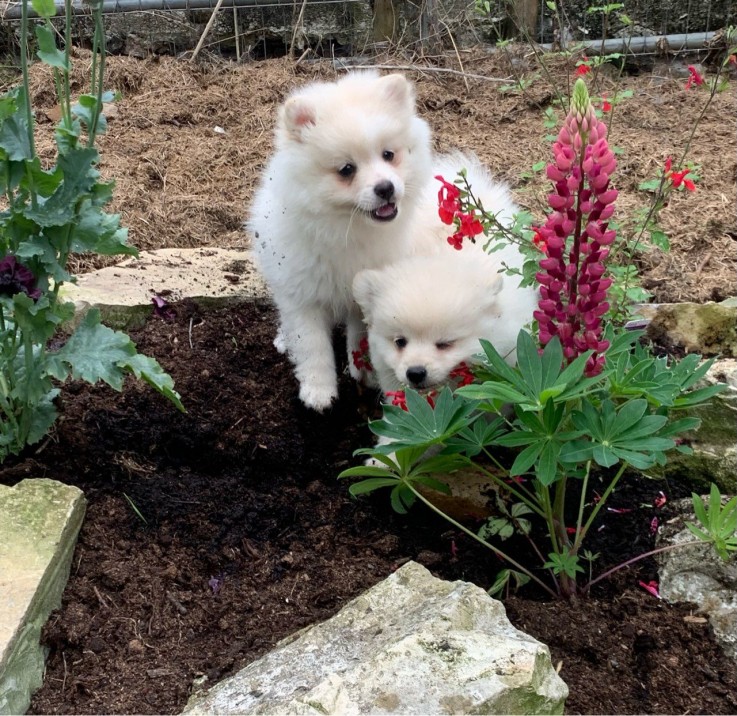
[0,0,734,59]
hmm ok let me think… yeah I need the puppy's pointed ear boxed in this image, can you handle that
[480,271,504,311]
[353,269,382,323]
[376,74,415,113]
[281,96,316,142]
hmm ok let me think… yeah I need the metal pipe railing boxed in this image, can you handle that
[1,0,361,19]
[540,31,718,55]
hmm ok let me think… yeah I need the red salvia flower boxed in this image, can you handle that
[601,95,612,112]
[638,580,661,599]
[449,362,475,387]
[435,175,462,225]
[385,390,408,410]
[575,57,592,76]
[351,336,373,372]
[685,65,704,89]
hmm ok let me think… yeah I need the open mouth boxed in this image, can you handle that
[370,203,398,222]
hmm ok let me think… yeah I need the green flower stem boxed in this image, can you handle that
[473,452,546,518]
[584,539,703,593]
[19,0,36,158]
[409,482,559,599]
[539,484,562,556]
[87,10,106,146]
[572,460,592,551]
[63,0,72,127]
[576,461,629,548]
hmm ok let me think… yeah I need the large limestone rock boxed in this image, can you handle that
[657,496,737,665]
[0,479,86,715]
[662,358,737,493]
[645,300,737,358]
[183,561,567,715]
[60,247,268,330]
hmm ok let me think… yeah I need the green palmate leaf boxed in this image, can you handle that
[510,440,544,476]
[31,0,57,17]
[124,353,184,412]
[15,236,72,285]
[516,330,543,396]
[69,201,136,256]
[338,465,399,479]
[478,337,528,392]
[12,293,61,344]
[390,483,416,514]
[346,477,401,496]
[73,94,108,134]
[413,475,452,494]
[47,310,183,411]
[459,382,529,405]
[0,111,33,161]
[536,440,560,486]
[26,388,60,445]
[35,25,68,69]
[23,147,99,227]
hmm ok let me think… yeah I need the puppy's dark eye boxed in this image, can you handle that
[436,340,455,350]
[394,337,407,349]
[338,163,356,178]
[382,150,395,162]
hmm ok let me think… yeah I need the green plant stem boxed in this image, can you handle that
[19,0,36,158]
[539,484,561,556]
[63,0,72,126]
[584,539,703,593]
[577,461,628,543]
[87,5,106,146]
[409,482,559,598]
[473,452,546,518]
[572,460,592,549]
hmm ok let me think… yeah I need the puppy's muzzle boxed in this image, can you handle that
[370,181,398,222]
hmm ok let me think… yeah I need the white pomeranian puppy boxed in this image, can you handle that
[353,245,538,396]
[249,70,522,411]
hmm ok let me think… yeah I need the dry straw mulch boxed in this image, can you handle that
[11,46,737,303]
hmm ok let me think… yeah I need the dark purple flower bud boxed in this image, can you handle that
[0,256,41,301]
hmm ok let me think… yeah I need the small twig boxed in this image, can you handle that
[333,62,511,84]
[695,251,712,278]
[233,5,240,62]
[437,19,468,93]
[188,316,194,350]
[167,592,188,615]
[190,0,226,62]
[93,586,109,609]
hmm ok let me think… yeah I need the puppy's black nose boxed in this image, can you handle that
[406,366,427,386]
[374,180,395,201]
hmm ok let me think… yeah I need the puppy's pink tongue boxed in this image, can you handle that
[375,203,396,218]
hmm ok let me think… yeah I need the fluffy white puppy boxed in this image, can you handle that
[353,245,538,396]
[249,70,523,410]
[249,71,436,411]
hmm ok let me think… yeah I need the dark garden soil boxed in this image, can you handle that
[1,300,736,715]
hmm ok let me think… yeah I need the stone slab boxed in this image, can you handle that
[0,479,86,716]
[183,561,568,715]
[60,248,269,330]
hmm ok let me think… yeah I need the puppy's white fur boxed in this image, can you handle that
[354,246,538,396]
[250,70,523,410]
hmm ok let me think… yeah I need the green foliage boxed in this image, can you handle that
[341,327,727,598]
[0,0,182,461]
[687,485,737,561]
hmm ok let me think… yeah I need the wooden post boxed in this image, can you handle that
[512,0,538,38]
[373,0,397,43]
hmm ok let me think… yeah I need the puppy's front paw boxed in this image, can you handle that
[273,329,287,354]
[299,382,338,412]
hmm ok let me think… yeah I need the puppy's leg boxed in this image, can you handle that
[281,305,338,411]
[273,324,287,354]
